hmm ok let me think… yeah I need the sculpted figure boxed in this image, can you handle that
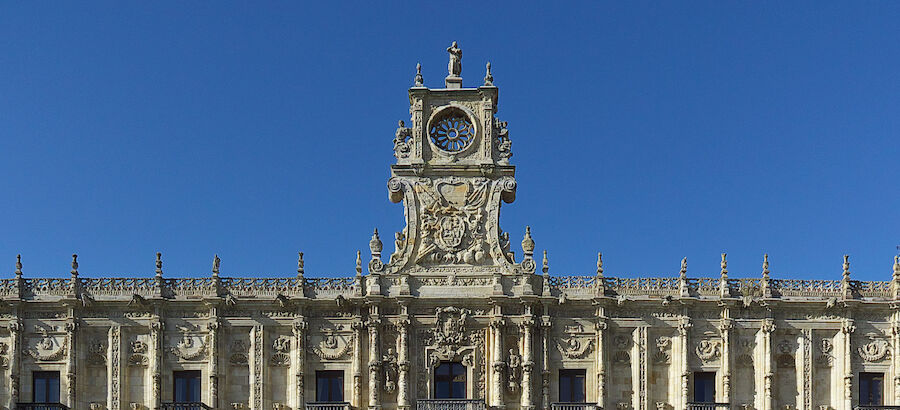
[447,41,462,77]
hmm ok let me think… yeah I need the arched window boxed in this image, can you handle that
[434,361,466,399]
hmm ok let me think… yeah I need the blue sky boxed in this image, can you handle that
[1,2,898,280]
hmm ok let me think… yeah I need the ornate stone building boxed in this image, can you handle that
[2,44,900,410]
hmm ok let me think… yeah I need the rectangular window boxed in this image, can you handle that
[316,370,345,402]
[558,369,586,403]
[33,371,60,403]
[434,362,467,399]
[693,372,716,403]
[173,370,202,403]
[860,372,884,405]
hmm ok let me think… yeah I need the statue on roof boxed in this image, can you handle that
[447,41,462,77]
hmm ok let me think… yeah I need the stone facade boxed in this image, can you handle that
[2,44,900,410]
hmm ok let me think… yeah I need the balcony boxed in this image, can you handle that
[16,405,69,410]
[687,403,731,410]
[307,402,351,410]
[551,403,597,410]
[855,407,900,410]
[416,399,486,410]
[160,403,212,410]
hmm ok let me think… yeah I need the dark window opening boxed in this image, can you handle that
[33,371,60,403]
[558,369,586,403]
[316,370,345,402]
[860,372,884,405]
[173,370,202,403]
[692,372,716,403]
[434,362,467,399]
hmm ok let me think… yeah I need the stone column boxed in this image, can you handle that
[8,320,21,410]
[841,319,855,410]
[520,317,535,410]
[150,320,163,410]
[540,316,551,410]
[893,318,900,405]
[293,319,308,409]
[65,320,77,407]
[368,317,382,410]
[677,317,691,409]
[352,320,364,408]
[207,319,219,409]
[108,325,122,410]
[761,318,776,410]
[636,326,648,410]
[719,318,733,404]
[250,325,265,410]
[490,317,505,409]
[800,328,813,410]
[397,318,411,410]
[595,317,608,409]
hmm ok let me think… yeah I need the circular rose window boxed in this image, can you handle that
[429,110,475,152]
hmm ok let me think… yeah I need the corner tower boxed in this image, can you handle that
[383,43,529,278]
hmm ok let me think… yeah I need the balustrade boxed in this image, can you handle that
[306,402,351,410]
[550,402,597,410]
[686,403,730,410]
[160,402,211,410]
[15,404,69,410]
[416,399,486,410]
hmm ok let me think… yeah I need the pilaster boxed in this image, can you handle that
[65,319,77,407]
[397,317,411,410]
[367,315,382,410]
[207,317,220,409]
[677,316,691,409]
[719,317,733,404]
[893,316,900,405]
[8,319,21,409]
[841,318,855,410]
[635,326,648,410]
[150,319,163,410]
[761,318,775,410]
[520,315,536,410]
[108,325,122,410]
[595,315,607,409]
[490,316,506,409]
[540,315,551,410]
[352,320,365,408]
[293,318,308,409]
[250,324,265,410]
[801,328,813,410]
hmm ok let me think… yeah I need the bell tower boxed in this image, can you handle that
[383,43,528,277]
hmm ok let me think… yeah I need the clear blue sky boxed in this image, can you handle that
[1,2,898,280]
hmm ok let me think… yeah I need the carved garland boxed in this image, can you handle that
[859,337,891,362]
[310,333,354,360]
[27,334,67,361]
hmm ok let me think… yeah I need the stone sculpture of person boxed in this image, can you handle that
[447,41,462,77]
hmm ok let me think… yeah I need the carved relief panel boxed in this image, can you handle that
[415,307,486,399]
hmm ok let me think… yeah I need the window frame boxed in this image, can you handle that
[558,369,587,403]
[32,371,61,403]
[316,370,345,403]
[173,370,202,403]
[434,361,467,399]
[860,372,885,406]
[692,371,716,403]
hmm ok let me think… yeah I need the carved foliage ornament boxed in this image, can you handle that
[270,336,291,366]
[695,339,721,363]
[27,333,67,361]
[556,337,594,359]
[858,336,891,362]
[128,340,149,366]
[654,337,671,364]
[310,332,354,361]
[170,334,209,362]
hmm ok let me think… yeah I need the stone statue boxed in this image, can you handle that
[212,254,220,276]
[447,41,462,77]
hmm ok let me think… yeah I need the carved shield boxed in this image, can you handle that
[438,215,466,250]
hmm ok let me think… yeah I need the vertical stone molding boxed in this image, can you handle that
[352,320,364,408]
[251,325,265,410]
[801,328,813,410]
[677,317,691,409]
[841,319,855,410]
[368,317,382,410]
[396,317,411,410]
[208,318,220,409]
[719,317,734,404]
[293,319,308,409]
[540,316,551,410]
[761,318,776,410]
[108,325,122,410]
[490,317,505,409]
[65,319,77,407]
[893,317,900,405]
[8,320,22,410]
[520,316,535,410]
[595,317,608,409]
[150,319,163,410]
[636,326,648,410]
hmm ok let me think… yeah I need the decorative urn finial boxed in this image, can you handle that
[212,254,220,277]
[356,250,362,276]
[15,254,22,277]
[521,226,535,256]
[155,252,163,277]
[596,252,604,277]
[542,250,549,275]
[70,253,79,277]
[484,62,494,86]
[370,228,383,256]
[414,63,423,87]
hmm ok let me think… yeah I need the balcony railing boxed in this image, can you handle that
[551,402,597,410]
[16,404,69,410]
[306,402,352,410]
[855,406,900,410]
[687,403,731,410]
[160,403,211,410]
[417,399,486,410]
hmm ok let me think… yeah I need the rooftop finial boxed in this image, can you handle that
[521,226,535,256]
[70,254,79,277]
[679,257,687,278]
[356,250,362,276]
[596,252,604,277]
[155,252,163,278]
[414,63,423,87]
[15,254,22,277]
[894,255,900,280]
[761,253,770,279]
[542,250,549,275]
[842,254,851,280]
[484,62,493,86]
[212,254,220,277]
[370,228,383,256]
[720,253,728,279]
[297,252,305,279]
[445,41,462,88]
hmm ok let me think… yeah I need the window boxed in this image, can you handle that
[693,372,716,403]
[860,373,884,405]
[558,369,586,403]
[33,371,60,403]
[173,370,202,403]
[434,362,466,399]
[316,370,345,402]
